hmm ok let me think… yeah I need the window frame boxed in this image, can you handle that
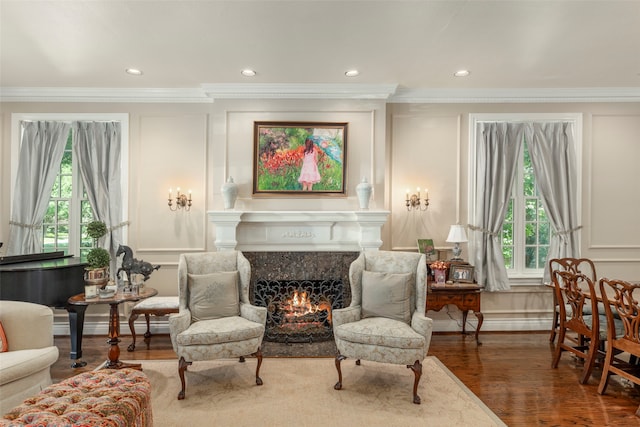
[10,113,129,256]
[468,113,582,284]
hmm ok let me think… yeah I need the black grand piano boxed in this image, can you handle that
[0,251,88,367]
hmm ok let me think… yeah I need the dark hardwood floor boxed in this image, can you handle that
[52,331,640,426]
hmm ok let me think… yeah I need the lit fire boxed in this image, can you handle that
[280,290,332,324]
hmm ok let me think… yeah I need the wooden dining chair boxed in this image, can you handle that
[551,269,604,384]
[548,258,597,343]
[597,278,640,405]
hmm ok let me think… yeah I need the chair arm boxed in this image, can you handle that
[240,302,267,325]
[168,309,191,352]
[411,312,434,341]
[332,305,361,327]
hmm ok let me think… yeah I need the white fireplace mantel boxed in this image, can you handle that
[207,210,390,252]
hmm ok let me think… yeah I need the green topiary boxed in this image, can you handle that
[87,247,111,269]
[87,220,108,241]
[85,220,110,271]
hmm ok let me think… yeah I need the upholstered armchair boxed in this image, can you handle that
[332,250,433,404]
[169,251,267,400]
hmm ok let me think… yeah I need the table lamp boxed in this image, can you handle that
[446,224,468,261]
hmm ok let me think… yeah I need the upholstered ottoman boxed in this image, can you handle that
[0,368,152,427]
[128,296,179,351]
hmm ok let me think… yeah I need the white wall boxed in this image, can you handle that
[1,99,639,337]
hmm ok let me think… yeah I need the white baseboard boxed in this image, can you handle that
[53,316,551,337]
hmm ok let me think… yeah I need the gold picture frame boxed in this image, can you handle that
[253,121,347,196]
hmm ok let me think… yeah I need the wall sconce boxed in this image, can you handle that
[405,187,429,211]
[168,187,192,211]
[446,224,468,260]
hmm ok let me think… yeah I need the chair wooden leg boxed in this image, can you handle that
[597,347,615,395]
[143,314,152,348]
[334,354,346,390]
[127,311,140,352]
[552,328,566,368]
[549,307,559,342]
[177,356,192,400]
[580,339,599,384]
[408,360,422,404]
[253,347,263,386]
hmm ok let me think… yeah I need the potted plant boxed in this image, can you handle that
[84,220,110,292]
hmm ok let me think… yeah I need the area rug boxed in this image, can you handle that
[137,356,506,427]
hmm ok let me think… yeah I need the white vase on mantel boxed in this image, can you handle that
[355,177,373,210]
[221,176,238,210]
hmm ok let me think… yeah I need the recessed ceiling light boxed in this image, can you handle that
[241,69,257,77]
[454,70,470,77]
[125,68,143,76]
[345,70,360,77]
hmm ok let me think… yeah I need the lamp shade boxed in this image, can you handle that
[446,224,468,243]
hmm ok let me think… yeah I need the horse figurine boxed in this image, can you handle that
[116,244,160,282]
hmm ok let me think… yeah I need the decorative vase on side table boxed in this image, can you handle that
[430,261,449,284]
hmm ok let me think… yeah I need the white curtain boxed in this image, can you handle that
[527,122,580,283]
[6,121,71,255]
[73,121,125,273]
[470,122,524,291]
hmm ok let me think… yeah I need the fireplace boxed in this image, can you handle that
[244,251,357,343]
[207,210,390,345]
[254,279,344,343]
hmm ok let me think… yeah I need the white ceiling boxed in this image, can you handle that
[1,0,639,102]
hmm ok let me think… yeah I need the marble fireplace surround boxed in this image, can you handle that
[206,210,390,252]
[207,210,391,307]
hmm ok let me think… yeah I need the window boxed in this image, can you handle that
[469,113,582,283]
[11,113,129,257]
[501,140,551,276]
[42,130,95,260]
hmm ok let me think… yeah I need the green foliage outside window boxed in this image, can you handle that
[42,130,95,260]
[502,141,551,273]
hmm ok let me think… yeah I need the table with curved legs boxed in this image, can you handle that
[68,287,158,370]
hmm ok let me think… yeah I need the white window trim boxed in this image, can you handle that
[468,113,583,285]
[10,113,129,246]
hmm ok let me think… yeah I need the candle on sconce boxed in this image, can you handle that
[176,187,181,197]
[188,189,192,201]
[417,187,420,199]
[426,188,429,199]
[168,188,172,198]
[406,189,410,201]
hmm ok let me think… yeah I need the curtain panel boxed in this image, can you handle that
[6,121,71,255]
[73,121,125,274]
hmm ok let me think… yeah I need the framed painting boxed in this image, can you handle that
[450,264,475,283]
[417,238,435,260]
[253,121,347,195]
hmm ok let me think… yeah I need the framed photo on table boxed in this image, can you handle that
[253,121,347,196]
[450,264,475,283]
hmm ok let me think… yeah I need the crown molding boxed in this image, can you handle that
[1,85,638,104]
[0,87,213,103]
[390,87,640,103]
[201,83,399,100]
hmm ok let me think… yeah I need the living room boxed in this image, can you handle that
[1,1,639,425]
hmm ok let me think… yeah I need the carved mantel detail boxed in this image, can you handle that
[207,210,390,252]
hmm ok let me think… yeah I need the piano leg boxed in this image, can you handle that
[66,304,87,368]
